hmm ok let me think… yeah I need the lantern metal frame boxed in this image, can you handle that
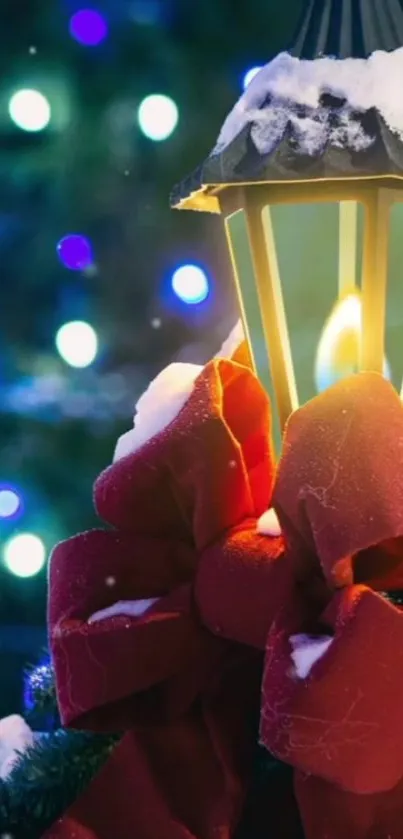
[172,0,403,433]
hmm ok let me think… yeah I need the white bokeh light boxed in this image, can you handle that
[138,94,179,141]
[3,533,46,578]
[55,321,98,368]
[171,264,210,304]
[8,89,51,132]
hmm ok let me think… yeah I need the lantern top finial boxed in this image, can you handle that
[291,0,403,60]
[171,0,403,213]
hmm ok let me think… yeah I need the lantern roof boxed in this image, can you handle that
[171,0,403,212]
[292,0,403,60]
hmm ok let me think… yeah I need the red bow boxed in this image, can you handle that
[49,357,279,727]
[261,372,403,797]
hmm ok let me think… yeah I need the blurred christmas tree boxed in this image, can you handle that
[0,0,312,725]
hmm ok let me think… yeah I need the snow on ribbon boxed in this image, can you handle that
[0,714,34,779]
[113,322,245,462]
[257,508,282,536]
[88,598,161,624]
[289,634,333,679]
[114,362,202,461]
[213,49,403,157]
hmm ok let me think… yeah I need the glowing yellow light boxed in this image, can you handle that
[314,292,390,393]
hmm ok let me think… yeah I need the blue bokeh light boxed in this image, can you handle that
[69,9,108,46]
[57,234,93,271]
[171,265,210,305]
[242,66,263,89]
[0,485,22,520]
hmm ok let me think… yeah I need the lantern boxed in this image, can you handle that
[171,0,403,443]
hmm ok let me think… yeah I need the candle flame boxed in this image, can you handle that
[314,292,390,393]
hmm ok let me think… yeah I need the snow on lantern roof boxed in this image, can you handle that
[212,49,403,157]
[171,0,403,213]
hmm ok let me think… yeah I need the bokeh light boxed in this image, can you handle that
[57,234,93,271]
[171,265,210,304]
[242,66,263,89]
[8,89,51,132]
[69,9,108,46]
[0,487,22,520]
[3,533,46,578]
[138,94,179,141]
[55,321,98,368]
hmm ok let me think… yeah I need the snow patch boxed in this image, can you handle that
[289,634,333,679]
[114,362,202,461]
[0,715,34,779]
[215,320,244,358]
[257,508,282,537]
[213,49,403,156]
[88,598,161,624]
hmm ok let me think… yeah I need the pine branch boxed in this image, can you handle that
[0,728,119,839]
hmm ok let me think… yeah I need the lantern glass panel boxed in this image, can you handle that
[265,199,366,404]
[386,201,403,386]
[222,183,396,442]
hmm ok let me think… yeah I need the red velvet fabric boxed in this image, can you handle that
[45,359,297,839]
[273,372,403,587]
[261,372,403,839]
[195,522,300,650]
[94,358,274,550]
